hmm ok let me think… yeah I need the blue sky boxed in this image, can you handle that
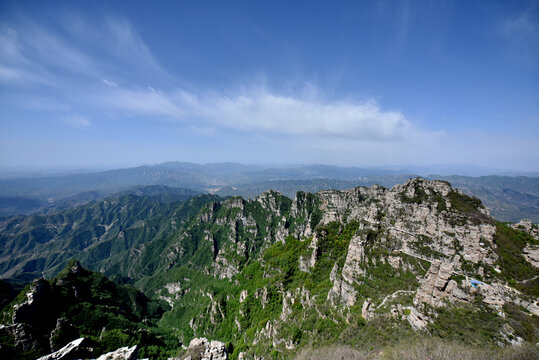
[0,0,538,171]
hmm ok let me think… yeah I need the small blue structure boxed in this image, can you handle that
[470,279,484,288]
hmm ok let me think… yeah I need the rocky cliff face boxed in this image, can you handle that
[148,178,538,359]
[146,179,499,282]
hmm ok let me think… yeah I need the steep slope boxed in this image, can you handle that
[0,260,173,360]
[0,189,217,281]
[433,175,539,223]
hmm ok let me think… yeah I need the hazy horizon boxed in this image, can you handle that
[1,160,538,179]
[1,1,538,171]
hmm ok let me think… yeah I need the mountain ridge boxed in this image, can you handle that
[1,163,537,222]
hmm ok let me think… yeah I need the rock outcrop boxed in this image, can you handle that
[12,279,56,327]
[11,323,47,352]
[181,337,228,360]
[96,345,138,360]
[523,245,539,268]
[407,307,429,330]
[328,262,358,306]
[414,260,469,308]
[49,318,79,352]
[511,219,539,241]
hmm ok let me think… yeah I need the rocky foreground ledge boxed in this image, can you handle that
[36,338,138,360]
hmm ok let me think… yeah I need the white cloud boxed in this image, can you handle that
[0,15,169,88]
[102,78,118,87]
[1,12,437,146]
[103,16,166,77]
[94,84,432,142]
[207,92,412,139]
[63,114,91,129]
[78,79,438,146]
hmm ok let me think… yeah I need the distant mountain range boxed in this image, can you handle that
[0,162,537,222]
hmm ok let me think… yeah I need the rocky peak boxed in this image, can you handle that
[392,177,452,197]
[255,190,287,215]
[222,197,245,210]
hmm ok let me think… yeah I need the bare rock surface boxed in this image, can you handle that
[414,260,470,308]
[96,345,138,360]
[523,244,539,268]
[36,337,93,360]
[328,262,358,306]
[181,337,228,360]
[407,307,429,330]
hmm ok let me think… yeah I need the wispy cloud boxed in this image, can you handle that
[501,2,539,64]
[89,83,435,142]
[503,6,537,36]
[1,12,438,145]
[186,91,416,140]
[63,114,91,129]
[0,14,169,87]
[102,78,118,87]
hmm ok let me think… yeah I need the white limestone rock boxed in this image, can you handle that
[407,307,429,330]
[327,262,357,306]
[361,298,374,320]
[185,337,228,360]
[511,219,539,241]
[97,345,138,360]
[523,244,539,268]
[37,338,93,360]
[414,260,470,308]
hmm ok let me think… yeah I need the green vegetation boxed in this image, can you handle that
[492,223,539,296]
[0,260,176,360]
[295,337,539,360]
[429,304,504,344]
[503,303,539,343]
[444,190,496,226]
[0,191,218,281]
